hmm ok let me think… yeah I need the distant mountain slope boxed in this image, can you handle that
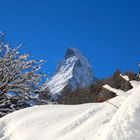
[45,48,94,100]
[0,79,140,140]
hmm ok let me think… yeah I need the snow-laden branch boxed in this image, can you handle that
[0,33,47,117]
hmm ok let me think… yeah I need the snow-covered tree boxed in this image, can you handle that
[0,33,46,117]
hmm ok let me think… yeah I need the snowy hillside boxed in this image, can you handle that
[0,79,140,140]
[46,48,94,100]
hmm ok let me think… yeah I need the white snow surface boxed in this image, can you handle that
[0,81,140,140]
[103,84,125,96]
[46,56,78,98]
[120,74,129,81]
[46,48,94,100]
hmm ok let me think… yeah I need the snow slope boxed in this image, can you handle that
[98,85,140,140]
[120,74,129,81]
[46,48,94,100]
[0,80,140,140]
[46,56,78,98]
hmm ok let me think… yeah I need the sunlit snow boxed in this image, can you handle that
[0,80,140,140]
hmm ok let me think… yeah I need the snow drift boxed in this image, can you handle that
[0,79,140,140]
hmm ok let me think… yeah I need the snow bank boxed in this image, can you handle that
[120,74,129,81]
[0,81,140,140]
[103,84,125,95]
[99,85,140,140]
[130,80,140,88]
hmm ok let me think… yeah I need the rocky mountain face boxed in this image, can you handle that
[45,48,94,100]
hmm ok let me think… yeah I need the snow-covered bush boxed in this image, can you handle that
[0,33,46,117]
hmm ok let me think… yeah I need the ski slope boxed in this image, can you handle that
[0,80,140,140]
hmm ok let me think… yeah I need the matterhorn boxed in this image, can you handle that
[45,48,94,100]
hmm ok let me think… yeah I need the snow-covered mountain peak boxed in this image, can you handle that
[65,47,90,67]
[46,48,94,100]
[65,47,84,59]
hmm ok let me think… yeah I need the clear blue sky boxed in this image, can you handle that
[0,0,140,78]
